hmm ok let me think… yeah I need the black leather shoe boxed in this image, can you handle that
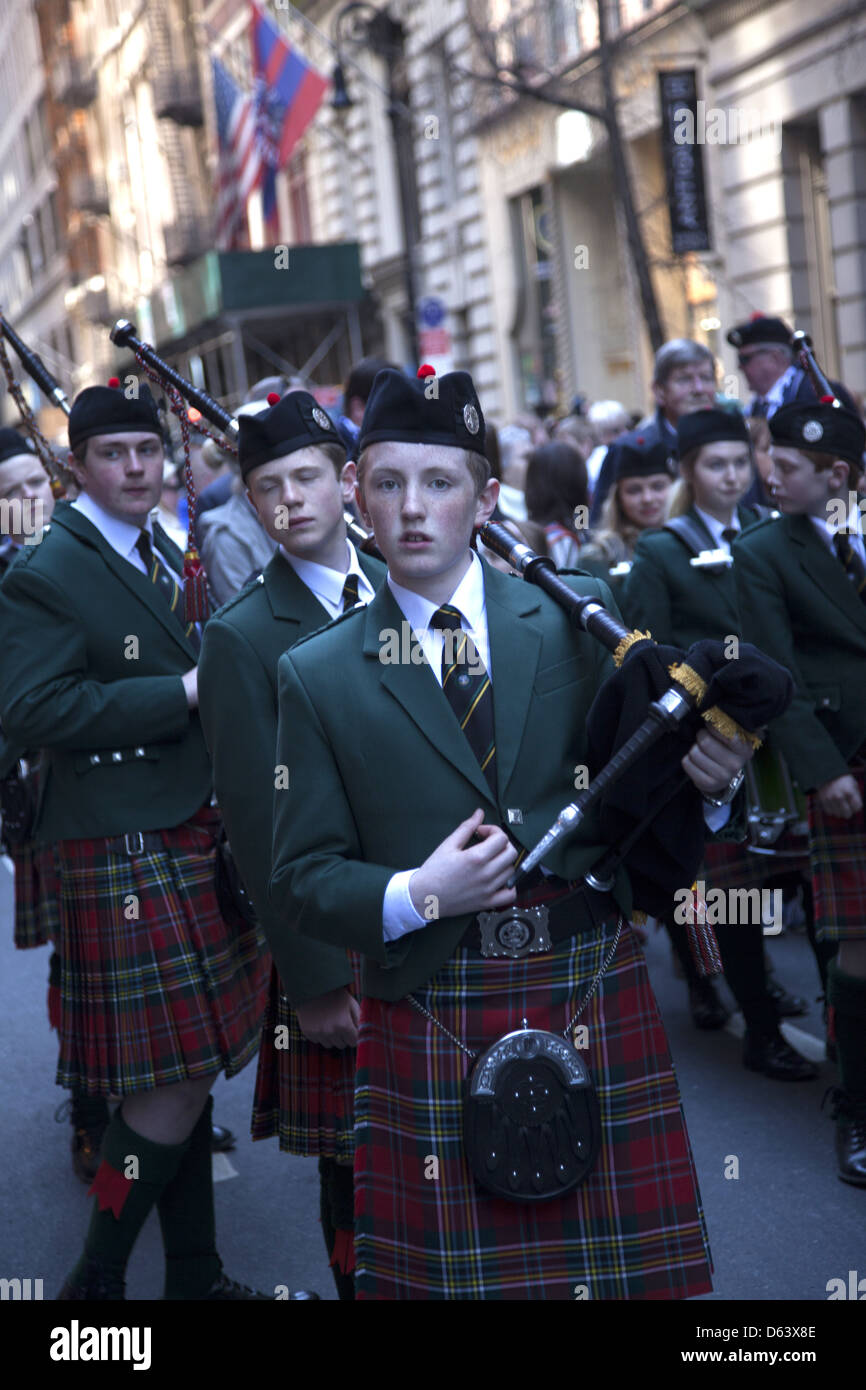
[766,976,809,1018]
[824,1088,866,1186]
[57,1257,126,1300]
[688,979,730,1030]
[201,1272,320,1300]
[210,1122,236,1153]
[743,1031,818,1081]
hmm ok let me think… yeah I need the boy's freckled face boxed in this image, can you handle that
[358,442,497,589]
[245,446,354,552]
[767,445,847,515]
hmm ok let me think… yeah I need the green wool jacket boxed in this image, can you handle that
[733,512,866,791]
[269,559,640,1001]
[623,505,762,645]
[198,547,385,1005]
[0,506,208,841]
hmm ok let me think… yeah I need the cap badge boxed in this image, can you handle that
[463,403,480,435]
[802,420,824,443]
[312,407,333,431]
[730,330,742,347]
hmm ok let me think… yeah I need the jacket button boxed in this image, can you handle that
[135,747,145,757]
[112,751,122,762]
[90,754,100,765]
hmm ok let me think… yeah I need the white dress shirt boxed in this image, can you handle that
[71,492,156,573]
[279,538,375,619]
[750,365,798,419]
[382,552,489,940]
[693,505,740,555]
[809,503,866,565]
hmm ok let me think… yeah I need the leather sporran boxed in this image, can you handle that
[463,1025,601,1203]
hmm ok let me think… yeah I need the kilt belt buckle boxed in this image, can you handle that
[124,831,144,855]
[477,904,551,959]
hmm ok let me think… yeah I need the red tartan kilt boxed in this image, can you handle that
[702,839,809,892]
[353,922,713,1301]
[53,807,269,1095]
[808,767,866,941]
[251,958,360,1160]
[10,841,60,950]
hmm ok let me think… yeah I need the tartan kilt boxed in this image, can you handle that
[9,841,60,950]
[808,767,866,942]
[251,957,361,1160]
[353,921,713,1301]
[53,806,269,1095]
[702,838,809,893]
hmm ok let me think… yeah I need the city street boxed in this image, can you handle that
[1,857,861,1304]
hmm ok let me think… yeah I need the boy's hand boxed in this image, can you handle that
[409,809,518,920]
[817,774,862,819]
[682,727,753,796]
[295,987,360,1049]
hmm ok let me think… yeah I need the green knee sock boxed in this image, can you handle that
[158,1094,222,1299]
[69,1106,190,1286]
[827,960,866,1104]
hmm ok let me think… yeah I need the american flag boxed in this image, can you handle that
[211,56,263,249]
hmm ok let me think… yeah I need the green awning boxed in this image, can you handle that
[137,244,364,346]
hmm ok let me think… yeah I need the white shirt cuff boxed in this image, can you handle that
[383,869,429,941]
[703,802,731,833]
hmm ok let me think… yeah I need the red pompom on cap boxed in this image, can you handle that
[749,312,765,321]
[820,394,836,405]
[266,391,281,405]
[107,376,120,389]
[417,363,436,378]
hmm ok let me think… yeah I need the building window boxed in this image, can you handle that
[509,186,558,412]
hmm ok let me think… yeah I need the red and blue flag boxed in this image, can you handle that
[249,2,328,237]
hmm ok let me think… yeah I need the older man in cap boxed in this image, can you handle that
[726,314,856,420]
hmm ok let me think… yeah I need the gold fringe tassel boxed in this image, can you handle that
[612,629,653,668]
[667,661,707,703]
[701,705,763,749]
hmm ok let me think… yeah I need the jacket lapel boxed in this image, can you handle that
[790,513,866,634]
[53,508,198,659]
[358,550,385,588]
[261,552,332,635]
[482,561,543,796]
[688,507,717,549]
[363,581,496,805]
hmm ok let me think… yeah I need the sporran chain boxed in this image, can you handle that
[407,915,624,1060]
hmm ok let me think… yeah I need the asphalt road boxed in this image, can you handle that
[0,857,860,1303]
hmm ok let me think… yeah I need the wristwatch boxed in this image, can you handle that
[702,767,745,808]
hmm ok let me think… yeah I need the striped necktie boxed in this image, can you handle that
[430,604,496,794]
[751,399,769,419]
[833,531,866,603]
[721,527,739,546]
[341,572,361,612]
[135,531,201,652]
